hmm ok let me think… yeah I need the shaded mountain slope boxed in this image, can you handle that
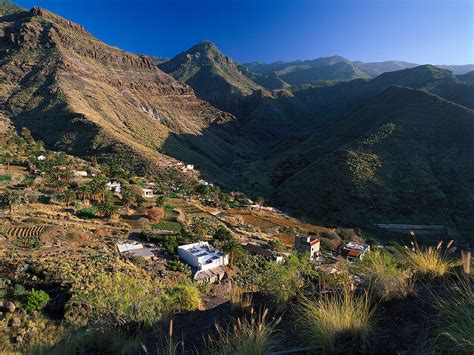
[457,71,474,86]
[268,86,474,229]
[0,8,253,177]
[354,60,418,76]
[159,41,267,117]
[236,64,474,145]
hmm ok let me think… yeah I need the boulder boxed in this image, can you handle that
[6,301,16,313]
[17,307,27,318]
[9,317,21,328]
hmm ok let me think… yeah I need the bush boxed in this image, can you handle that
[295,285,377,353]
[262,256,317,304]
[162,284,202,315]
[73,272,165,328]
[0,174,11,182]
[32,327,141,355]
[76,207,98,219]
[24,289,51,313]
[147,206,165,222]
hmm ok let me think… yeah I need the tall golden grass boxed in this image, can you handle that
[431,276,474,353]
[209,308,281,355]
[295,285,377,353]
[405,241,452,277]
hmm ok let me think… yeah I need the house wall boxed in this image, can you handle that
[178,247,200,267]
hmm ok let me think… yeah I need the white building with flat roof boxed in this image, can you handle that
[178,241,228,271]
[107,181,121,193]
[142,188,154,198]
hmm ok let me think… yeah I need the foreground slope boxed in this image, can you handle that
[270,86,474,229]
[0,7,251,176]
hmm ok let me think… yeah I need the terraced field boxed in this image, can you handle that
[2,225,49,239]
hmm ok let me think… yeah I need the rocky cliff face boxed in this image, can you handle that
[0,8,246,174]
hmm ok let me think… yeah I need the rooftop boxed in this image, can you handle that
[179,242,226,264]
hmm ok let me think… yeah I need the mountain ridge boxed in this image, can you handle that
[0,7,251,178]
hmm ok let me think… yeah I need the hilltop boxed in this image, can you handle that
[159,40,267,116]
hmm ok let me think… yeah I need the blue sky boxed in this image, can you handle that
[14,0,474,64]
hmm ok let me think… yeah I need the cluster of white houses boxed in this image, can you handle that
[106,181,154,198]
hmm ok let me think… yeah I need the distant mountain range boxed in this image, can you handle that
[239,57,474,88]
[2,3,474,234]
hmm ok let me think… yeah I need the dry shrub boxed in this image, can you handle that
[147,206,165,222]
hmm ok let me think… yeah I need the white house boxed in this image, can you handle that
[186,164,194,170]
[178,242,228,271]
[295,235,321,260]
[142,188,154,198]
[107,181,121,193]
[74,170,88,177]
[36,155,46,161]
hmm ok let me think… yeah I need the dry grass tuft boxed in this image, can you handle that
[210,308,281,355]
[430,276,474,353]
[405,242,452,277]
[295,285,377,353]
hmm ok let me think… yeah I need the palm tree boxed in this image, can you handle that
[96,198,118,219]
[64,189,77,207]
[90,176,108,202]
[78,184,92,202]
[121,188,136,209]
[222,238,243,267]
[3,190,22,213]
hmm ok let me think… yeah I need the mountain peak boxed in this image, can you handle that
[195,40,217,49]
[158,40,264,115]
